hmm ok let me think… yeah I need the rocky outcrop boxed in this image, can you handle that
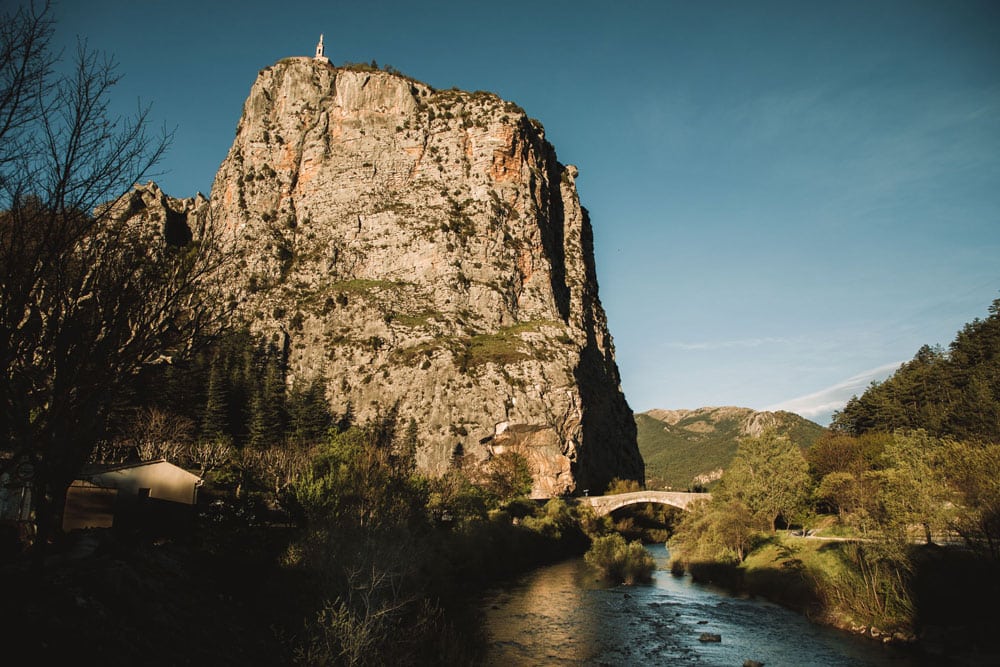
[645,407,816,439]
[105,182,209,247]
[191,57,640,495]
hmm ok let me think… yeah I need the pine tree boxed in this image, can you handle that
[402,417,420,466]
[832,296,1000,442]
[336,399,355,432]
[200,355,230,441]
[288,377,332,447]
[249,345,287,450]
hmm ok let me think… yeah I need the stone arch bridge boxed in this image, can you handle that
[577,490,711,517]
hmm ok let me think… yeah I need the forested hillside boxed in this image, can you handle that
[832,298,1000,441]
[636,408,825,490]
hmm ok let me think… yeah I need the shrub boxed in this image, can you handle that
[584,534,655,585]
[521,498,576,540]
[606,477,642,494]
[668,497,763,566]
[481,451,532,505]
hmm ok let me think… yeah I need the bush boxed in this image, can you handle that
[668,497,764,566]
[521,498,577,540]
[584,534,655,585]
[606,477,642,494]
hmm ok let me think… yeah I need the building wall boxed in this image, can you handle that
[63,481,116,530]
[90,461,200,505]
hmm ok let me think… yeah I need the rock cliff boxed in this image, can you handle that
[180,57,642,495]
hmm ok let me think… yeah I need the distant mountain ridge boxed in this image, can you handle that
[636,407,825,490]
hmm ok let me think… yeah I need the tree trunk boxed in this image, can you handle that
[29,476,68,574]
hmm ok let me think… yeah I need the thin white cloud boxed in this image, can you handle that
[765,361,905,422]
[665,337,789,351]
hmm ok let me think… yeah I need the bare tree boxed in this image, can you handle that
[253,445,310,500]
[0,2,230,558]
[88,439,132,465]
[188,438,234,478]
[123,406,195,462]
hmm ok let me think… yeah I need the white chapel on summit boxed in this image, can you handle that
[314,34,330,64]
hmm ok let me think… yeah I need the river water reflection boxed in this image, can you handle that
[480,544,940,666]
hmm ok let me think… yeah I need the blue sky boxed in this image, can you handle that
[48,1,1000,424]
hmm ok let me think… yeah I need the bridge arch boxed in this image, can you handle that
[578,491,710,517]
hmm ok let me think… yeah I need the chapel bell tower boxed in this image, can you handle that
[314,34,330,64]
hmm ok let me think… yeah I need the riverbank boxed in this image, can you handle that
[482,544,933,666]
[675,533,1000,664]
[0,498,597,664]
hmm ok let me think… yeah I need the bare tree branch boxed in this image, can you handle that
[0,2,231,557]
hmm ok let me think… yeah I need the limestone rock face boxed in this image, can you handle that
[645,406,812,438]
[106,181,209,246]
[205,58,643,495]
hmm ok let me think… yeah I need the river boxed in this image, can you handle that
[480,544,941,666]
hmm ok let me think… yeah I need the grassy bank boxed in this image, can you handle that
[673,533,1000,662]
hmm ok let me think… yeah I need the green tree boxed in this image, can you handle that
[832,296,1000,443]
[200,353,230,441]
[941,439,1000,559]
[291,416,425,530]
[724,431,812,531]
[585,533,655,584]
[808,432,889,519]
[606,477,642,494]
[287,377,333,447]
[823,430,955,628]
[860,431,951,545]
[815,471,862,520]
[806,431,886,483]
[336,399,355,432]
[426,468,488,524]
[402,417,419,467]
[248,343,287,450]
[481,450,533,505]
[669,496,759,565]
[286,411,442,663]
